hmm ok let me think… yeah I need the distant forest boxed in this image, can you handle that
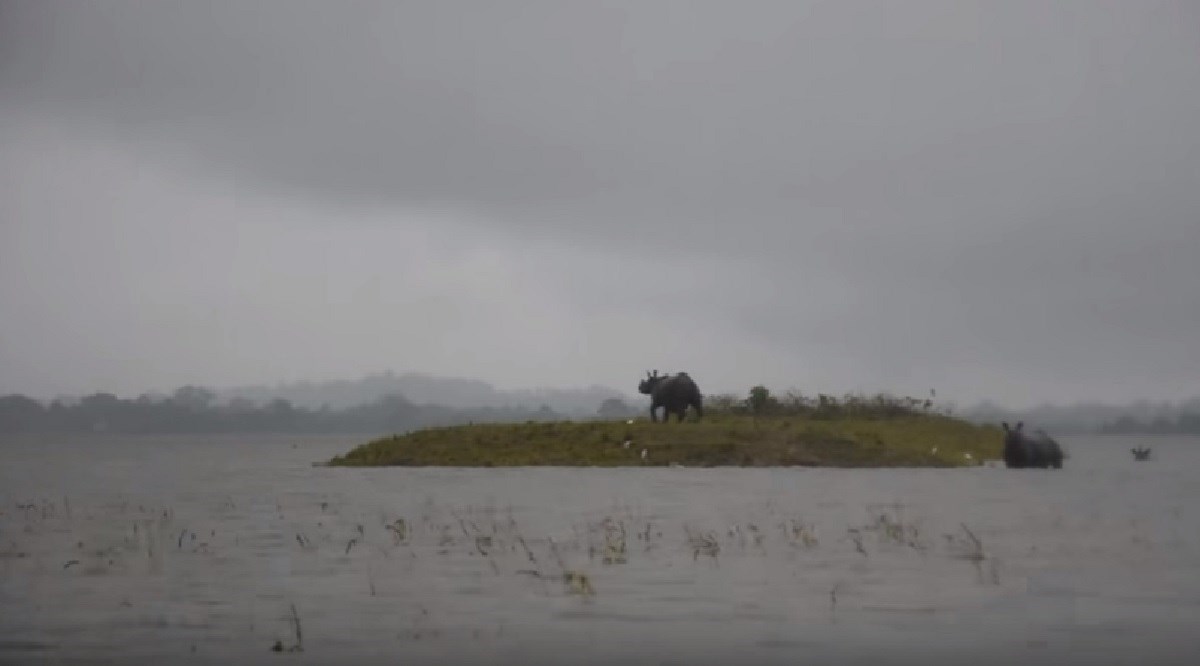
[1096,413,1200,435]
[214,371,630,415]
[0,386,637,435]
[959,398,1200,435]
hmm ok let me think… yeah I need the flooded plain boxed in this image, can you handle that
[2,432,1198,665]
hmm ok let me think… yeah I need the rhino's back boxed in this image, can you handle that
[653,374,699,399]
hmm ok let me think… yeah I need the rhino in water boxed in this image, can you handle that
[637,370,703,423]
[1002,422,1064,469]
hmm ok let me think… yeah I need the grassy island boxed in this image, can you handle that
[328,395,1002,467]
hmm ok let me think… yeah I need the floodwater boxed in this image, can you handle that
[1,432,1198,665]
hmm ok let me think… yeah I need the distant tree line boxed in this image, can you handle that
[959,397,1200,434]
[0,386,563,435]
[1099,412,1200,435]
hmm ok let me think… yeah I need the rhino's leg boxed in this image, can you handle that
[1005,444,1024,468]
[649,404,659,422]
[1014,442,1030,468]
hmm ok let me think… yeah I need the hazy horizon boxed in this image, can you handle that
[9,367,1200,419]
[3,1,1199,409]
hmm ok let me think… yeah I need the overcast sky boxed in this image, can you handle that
[2,1,1198,408]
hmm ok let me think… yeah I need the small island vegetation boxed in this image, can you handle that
[329,389,1002,468]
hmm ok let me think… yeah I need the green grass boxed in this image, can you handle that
[327,412,1002,468]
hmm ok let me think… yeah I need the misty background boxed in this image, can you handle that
[3,1,1199,424]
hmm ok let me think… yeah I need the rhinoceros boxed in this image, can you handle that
[1002,422,1063,469]
[637,370,703,423]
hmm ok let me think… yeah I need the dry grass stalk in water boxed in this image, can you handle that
[385,518,408,544]
[271,603,305,653]
[685,526,720,562]
[562,571,596,596]
[602,518,627,565]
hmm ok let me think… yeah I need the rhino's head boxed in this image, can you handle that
[638,370,665,395]
[1001,421,1025,447]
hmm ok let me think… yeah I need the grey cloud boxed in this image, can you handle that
[7,2,1195,228]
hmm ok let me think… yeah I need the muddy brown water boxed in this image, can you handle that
[2,433,1198,665]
